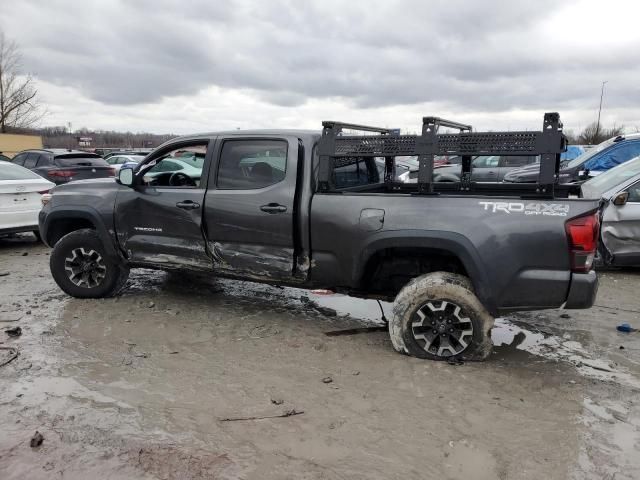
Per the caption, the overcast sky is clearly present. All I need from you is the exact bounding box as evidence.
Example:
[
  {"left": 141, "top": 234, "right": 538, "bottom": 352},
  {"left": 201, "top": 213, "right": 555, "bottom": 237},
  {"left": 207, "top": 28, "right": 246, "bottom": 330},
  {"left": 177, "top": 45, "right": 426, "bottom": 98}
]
[{"left": 1, "top": 0, "right": 639, "bottom": 135}]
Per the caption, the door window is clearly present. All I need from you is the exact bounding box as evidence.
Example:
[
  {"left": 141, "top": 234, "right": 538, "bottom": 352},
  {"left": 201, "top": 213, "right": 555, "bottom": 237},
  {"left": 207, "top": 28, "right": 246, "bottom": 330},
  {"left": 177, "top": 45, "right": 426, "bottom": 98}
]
[
  {"left": 35, "top": 154, "right": 50, "bottom": 166},
  {"left": 217, "top": 140, "right": 287, "bottom": 190},
  {"left": 628, "top": 182, "right": 640, "bottom": 202},
  {"left": 24, "top": 152, "right": 39, "bottom": 168},
  {"left": 11, "top": 153, "right": 27, "bottom": 166},
  {"left": 139, "top": 143, "right": 207, "bottom": 188}
]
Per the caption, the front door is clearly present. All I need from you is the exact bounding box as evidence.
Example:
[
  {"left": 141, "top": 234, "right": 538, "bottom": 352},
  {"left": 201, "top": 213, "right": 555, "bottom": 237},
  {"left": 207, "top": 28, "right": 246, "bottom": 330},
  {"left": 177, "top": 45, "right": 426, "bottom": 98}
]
[
  {"left": 114, "top": 140, "right": 212, "bottom": 270},
  {"left": 203, "top": 137, "right": 298, "bottom": 281}
]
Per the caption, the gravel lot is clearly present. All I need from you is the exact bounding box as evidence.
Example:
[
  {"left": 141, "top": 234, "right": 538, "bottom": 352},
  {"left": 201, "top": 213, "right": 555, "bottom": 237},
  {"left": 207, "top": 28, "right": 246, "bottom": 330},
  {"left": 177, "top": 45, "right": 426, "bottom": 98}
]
[{"left": 1, "top": 234, "right": 639, "bottom": 479}]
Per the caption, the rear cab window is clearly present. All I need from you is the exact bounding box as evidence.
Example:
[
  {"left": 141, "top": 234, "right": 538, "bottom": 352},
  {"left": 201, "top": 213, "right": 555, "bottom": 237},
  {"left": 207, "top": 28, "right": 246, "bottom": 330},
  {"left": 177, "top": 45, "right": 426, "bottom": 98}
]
[{"left": 332, "top": 157, "right": 380, "bottom": 189}]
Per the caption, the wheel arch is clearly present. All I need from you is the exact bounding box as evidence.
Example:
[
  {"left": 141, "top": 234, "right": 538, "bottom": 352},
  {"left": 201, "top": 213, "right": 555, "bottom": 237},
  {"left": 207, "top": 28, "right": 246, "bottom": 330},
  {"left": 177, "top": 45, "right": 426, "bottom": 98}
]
[
  {"left": 41, "top": 207, "right": 121, "bottom": 261},
  {"left": 355, "top": 231, "right": 497, "bottom": 315}
]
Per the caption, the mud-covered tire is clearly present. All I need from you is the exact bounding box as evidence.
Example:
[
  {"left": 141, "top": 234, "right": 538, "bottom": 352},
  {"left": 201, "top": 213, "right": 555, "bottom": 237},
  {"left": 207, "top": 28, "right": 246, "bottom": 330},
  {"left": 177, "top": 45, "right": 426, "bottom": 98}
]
[
  {"left": 50, "top": 228, "right": 129, "bottom": 298},
  {"left": 389, "top": 272, "right": 494, "bottom": 361}
]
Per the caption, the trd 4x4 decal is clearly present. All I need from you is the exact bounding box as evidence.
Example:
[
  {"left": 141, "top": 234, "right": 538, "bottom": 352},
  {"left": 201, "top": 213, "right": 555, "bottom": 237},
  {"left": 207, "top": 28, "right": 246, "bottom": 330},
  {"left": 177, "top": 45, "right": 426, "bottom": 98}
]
[{"left": 479, "top": 201, "right": 570, "bottom": 217}]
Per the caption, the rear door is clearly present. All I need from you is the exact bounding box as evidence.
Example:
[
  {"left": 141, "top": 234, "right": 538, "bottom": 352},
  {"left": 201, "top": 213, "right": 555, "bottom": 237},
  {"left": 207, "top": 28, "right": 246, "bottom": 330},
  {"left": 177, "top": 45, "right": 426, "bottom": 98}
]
[
  {"left": 204, "top": 136, "right": 298, "bottom": 280},
  {"left": 114, "top": 140, "right": 212, "bottom": 269}
]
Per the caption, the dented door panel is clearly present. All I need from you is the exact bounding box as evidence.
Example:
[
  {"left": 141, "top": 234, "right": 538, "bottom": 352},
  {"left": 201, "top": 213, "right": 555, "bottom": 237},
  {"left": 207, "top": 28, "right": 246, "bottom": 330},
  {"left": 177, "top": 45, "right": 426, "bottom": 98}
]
[
  {"left": 204, "top": 136, "right": 299, "bottom": 281},
  {"left": 115, "top": 187, "right": 211, "bottom": 269}
]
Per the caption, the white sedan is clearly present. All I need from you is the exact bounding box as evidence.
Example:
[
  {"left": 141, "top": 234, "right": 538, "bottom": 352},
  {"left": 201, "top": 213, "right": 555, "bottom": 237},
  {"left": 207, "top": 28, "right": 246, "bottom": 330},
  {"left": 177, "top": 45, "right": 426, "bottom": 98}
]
[
  {"left": 106, "top": 154, "right": 146, "bottom": 172},
  {"left": 1, "top": 161, "right": 55, "bottom": 238}
]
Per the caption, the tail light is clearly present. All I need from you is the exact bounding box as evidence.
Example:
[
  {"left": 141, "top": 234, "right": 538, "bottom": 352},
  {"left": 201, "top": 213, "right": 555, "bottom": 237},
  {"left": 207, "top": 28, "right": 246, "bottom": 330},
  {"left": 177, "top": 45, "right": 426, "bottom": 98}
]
[
  {"left": 48, "top": 169, "right": 76, "bottom": 179},
  {"left": 565, "top": 212, "right": 600, "bottom": 273}
]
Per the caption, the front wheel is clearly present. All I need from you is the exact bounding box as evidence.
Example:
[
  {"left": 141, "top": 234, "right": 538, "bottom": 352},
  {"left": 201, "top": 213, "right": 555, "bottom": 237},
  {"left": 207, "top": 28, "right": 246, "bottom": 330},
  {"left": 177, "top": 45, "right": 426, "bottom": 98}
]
[
  {"left": 50, "top": 228, "right": 129, "bottom": 298},
  {"left": 389, "top": 272, "right": 494, "bottom": 361}
]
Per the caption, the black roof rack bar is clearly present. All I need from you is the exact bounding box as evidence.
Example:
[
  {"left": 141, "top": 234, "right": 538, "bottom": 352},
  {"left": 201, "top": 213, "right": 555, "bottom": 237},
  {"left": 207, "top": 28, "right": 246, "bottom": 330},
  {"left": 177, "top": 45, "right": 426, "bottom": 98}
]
[
  {"left": 423, "top": 117, "right": 472, "bottom": 132},
  {"left": 321, "top": 121, "right": 394, "bottom": 134}
]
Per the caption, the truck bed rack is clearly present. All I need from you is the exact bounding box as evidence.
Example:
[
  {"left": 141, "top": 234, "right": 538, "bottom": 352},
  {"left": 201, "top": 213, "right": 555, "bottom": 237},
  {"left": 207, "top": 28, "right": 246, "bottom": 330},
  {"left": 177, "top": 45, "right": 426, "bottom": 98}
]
[{"left": 317, "top": 113, "right": 568, "bottom": 198}]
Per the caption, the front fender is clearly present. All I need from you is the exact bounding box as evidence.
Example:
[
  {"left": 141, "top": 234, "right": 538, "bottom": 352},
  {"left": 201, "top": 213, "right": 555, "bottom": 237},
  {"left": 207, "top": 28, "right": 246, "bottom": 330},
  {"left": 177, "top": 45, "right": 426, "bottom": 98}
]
[
  {"left": 355, "top": 230, "right": 496, "bottom": 314},
  {"left": 39, "top": 205, "right": 122, "bottom": 261}
]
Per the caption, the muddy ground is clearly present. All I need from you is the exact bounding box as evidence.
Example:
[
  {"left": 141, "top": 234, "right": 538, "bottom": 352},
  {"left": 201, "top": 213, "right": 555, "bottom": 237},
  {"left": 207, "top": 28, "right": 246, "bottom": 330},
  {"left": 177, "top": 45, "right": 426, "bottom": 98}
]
[{"left": 0, "top": 234, "right": 639, "bottom": 480}]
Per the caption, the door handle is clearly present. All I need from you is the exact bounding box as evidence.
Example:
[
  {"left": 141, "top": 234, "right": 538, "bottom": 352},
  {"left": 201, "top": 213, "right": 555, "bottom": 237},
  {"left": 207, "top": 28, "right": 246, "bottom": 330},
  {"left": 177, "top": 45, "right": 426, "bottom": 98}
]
[
  {"left": 176, "top": 200, "right": 200, "bottom": 210},
  {"left": 260, "top": 203, "right": 287, "bottom": 214}
]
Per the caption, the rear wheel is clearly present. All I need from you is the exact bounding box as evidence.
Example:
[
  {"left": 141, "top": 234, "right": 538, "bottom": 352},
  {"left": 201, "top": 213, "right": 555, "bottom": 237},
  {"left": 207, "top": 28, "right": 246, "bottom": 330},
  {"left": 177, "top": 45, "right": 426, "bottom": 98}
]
[
  {"left": 50, "top": 229, "right": 129, "bottom": 298},
  {"left": 389, "top": 272, "right": 494, "bottom": 361}
]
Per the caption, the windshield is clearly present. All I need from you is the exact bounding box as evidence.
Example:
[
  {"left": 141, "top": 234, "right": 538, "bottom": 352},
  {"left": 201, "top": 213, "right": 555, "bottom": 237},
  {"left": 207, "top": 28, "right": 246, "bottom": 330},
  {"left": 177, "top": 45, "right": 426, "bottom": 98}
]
[
  {"left": 566, "top": 137, "right": 621, "bottom": 168},
  {"left": 581, "top": 155, "right": 640, "bottom": 198},
  {"left": 0, "top": 162, "right": 44, "bottom": 180}
]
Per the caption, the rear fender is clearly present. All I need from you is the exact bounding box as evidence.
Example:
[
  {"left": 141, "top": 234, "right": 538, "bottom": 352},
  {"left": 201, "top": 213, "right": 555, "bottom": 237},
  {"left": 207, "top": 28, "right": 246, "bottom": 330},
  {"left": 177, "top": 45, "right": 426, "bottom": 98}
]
[{"left": 356, "top": 231, "right": 496, "bottom": 314}]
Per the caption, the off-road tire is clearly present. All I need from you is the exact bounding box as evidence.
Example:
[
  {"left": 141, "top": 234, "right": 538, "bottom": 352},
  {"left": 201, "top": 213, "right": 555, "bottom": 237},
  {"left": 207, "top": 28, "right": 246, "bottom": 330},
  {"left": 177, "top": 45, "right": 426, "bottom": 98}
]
[
  {"left": 50, "top": 228, "right": 129, "bottom": 298},
  {"left": 389, "top": 272, "right": 494, "bottom": 361}
]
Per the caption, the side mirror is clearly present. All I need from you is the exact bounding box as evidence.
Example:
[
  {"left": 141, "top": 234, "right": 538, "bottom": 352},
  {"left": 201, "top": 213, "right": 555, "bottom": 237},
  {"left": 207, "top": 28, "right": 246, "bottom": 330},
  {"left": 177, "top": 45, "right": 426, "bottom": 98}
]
[
  {"left": 613, "top": 191, "right": 629, "bottom": 206},
  {"left": 118, "top": 167, "right": 134, "bottom": 187}
]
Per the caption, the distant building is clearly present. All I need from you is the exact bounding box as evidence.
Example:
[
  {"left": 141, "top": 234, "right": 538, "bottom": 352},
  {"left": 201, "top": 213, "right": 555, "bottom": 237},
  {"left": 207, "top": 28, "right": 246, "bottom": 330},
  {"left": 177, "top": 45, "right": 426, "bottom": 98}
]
[{"left": 0, "top": 133, "right": 43, "bottom": 158}]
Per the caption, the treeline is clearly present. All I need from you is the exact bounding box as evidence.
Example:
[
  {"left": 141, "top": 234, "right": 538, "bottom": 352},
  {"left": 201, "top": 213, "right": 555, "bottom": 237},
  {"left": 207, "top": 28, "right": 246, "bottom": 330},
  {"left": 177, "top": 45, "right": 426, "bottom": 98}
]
[{"left": 5, "top": 125, "right": 176, "bottom": 149}]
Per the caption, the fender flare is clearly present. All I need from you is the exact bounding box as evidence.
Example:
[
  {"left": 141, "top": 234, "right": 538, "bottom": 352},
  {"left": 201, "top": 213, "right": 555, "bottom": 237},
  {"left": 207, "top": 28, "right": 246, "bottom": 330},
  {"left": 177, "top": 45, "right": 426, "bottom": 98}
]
[
  {"left": 355, "top": 230, "right": 497, "bottom": 315},
  {"left": 40, "top": 206, "right": 122, "bottom": 261}
]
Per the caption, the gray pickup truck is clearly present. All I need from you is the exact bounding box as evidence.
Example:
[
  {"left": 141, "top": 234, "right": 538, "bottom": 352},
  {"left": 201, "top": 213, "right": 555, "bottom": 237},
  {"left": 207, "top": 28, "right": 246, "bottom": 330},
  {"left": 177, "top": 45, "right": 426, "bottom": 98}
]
[{"left": 39, "top": 113, "right": 600, "bottom": 361}]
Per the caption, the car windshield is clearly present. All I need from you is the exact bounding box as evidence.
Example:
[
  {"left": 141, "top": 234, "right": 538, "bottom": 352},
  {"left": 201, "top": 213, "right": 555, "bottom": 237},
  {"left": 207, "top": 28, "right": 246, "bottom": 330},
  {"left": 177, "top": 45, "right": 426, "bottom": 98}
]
[
  {"left": 566, "top": 137, "right": 622, "bottom": 168},
  {"left": 581, "top": 155, "right": 640, "bottom": 198},
  {"left": 0, "top": 162, "right": 44, "bottom": 180}
]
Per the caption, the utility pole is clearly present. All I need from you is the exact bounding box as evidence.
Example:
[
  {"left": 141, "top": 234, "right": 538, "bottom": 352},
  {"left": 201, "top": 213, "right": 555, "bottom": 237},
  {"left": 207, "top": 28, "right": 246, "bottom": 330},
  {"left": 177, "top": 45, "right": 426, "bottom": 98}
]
[{"left": 595, "top": 81, "right": 607, "bottom": 142}]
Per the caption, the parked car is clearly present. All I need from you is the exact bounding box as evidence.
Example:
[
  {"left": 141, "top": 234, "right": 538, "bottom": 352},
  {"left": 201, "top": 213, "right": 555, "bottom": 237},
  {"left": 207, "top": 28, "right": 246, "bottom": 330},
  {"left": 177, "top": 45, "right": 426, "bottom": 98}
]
[
  {"left": 103, "top": 150, "right": 153, "bottom": 160},
  {"left": 581, "top": 155, "right": 640, "bottom": 267},
  {"left": 375, "top": 156, "right": 419, "bottom": 181},
  {"left": 106, "top": 154, "right": 145, "bottom": 172},
  {"left": 11, "top": 149, "right": 115, "bottom": 185},
  {"left": 1, "top": 161, "right": 54, "bottom": 238},
  {"left": 400, "top": 155, "right": 539, "bottom": 183},
  {"left": 39, "top": 115, "right": 600, "bottom": 362},
  {"left": 504, "top": 134, "right": 640, "bottom": 184}
]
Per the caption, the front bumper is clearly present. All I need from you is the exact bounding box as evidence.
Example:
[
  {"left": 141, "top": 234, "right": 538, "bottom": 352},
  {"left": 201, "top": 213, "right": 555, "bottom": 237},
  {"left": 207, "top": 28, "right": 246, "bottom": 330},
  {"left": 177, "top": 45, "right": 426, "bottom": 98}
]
[{"left": 564, "top": 270, "right": 598, "bottom": 309}]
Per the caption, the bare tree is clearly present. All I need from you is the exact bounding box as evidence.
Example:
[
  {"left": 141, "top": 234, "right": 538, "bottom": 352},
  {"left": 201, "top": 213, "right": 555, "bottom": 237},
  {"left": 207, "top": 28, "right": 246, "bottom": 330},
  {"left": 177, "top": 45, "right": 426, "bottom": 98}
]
[
  {"left": 577, "top": 122, "right": 624, "bottom": 145},
  {"left": 0, "top": 31, "right": 45, "bottom": 133}
]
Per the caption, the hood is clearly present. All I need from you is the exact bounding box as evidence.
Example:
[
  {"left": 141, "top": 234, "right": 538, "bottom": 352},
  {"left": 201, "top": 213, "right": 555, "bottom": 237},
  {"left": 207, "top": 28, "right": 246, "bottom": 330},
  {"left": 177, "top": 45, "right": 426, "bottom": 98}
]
[{"left": 48, "top": 177, "right": 122, "bottom": 210}]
